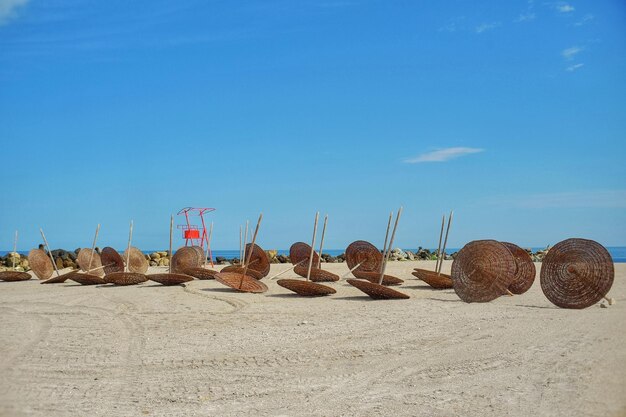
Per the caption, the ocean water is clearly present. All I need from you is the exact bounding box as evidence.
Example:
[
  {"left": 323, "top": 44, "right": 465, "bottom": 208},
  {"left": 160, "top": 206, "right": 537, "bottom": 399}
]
[{"left": 4, "top": 247, "right": 626, "bottom": 263}]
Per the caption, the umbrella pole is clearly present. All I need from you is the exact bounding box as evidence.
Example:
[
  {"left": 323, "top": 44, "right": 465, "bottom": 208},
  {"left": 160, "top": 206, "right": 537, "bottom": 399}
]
[
  {"left": 40, "top": 228, "right": 61, "bottom": 277},
  {"left": 204, "top": 221, "right": 213, "bottom": 268},
  {"left": 379, "top": 207, "right": 403, "bottom": 285},
  {"left": 306, "top": 212, "right": 320, "bottom": 281},
  {"left": 12, "top": 230, "right": 17, "bottom": 270},
  {"left": 126, "top": 220, "right": 134, "bottom": 273},
  {"left": 239, "top": 226, "right": 243, "bottom": 266},
  {"left": 434, "top": 215, "right": 445, "bottom": 273},
  {"left": 87, "top": 224, "right": 100, "bottom": 271},
  {"left": 169, "top": 216, "right": 174, "bottom": 274},
  {"left": 379, "top": 212, "right": 393, "bottom": 274},
  {"left": 242, "top": 220, "right": 249, "bottom": 267},
  {"left": 317, "top": 214, "right": 328, "bottom": 268},
  {"left": 341, "top": 261, "right": 363, "bottom": 279},
  {"left": 240, "top": 214, "right": 263, "bottom": 288},
  {"left": 437, "top": 211, "right": 453, "bottom": 275},
  {"left": 268, "top": 260, "right": 305, "bottom": 280}
]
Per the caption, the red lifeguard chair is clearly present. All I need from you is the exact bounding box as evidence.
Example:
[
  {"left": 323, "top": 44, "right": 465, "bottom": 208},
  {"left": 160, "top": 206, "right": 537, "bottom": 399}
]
[{"left": 177, "top": 207, "right": 215, "bottom": 266}]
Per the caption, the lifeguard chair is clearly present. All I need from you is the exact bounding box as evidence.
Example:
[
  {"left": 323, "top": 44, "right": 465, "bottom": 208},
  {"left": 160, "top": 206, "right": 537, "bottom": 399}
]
[{"left": 177, "top": 207, "right": 215, "bottom": 266}]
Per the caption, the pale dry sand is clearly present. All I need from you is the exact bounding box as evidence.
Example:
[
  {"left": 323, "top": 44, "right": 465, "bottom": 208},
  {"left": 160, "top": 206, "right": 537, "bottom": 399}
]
[{"left": 0, "top": 261, "right": 624, "bottom": 417}]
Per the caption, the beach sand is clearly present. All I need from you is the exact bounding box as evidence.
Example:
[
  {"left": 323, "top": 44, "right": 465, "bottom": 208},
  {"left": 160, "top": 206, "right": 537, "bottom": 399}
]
[{"left": 0, "top": 261, "right": 624, "bottom": 417}]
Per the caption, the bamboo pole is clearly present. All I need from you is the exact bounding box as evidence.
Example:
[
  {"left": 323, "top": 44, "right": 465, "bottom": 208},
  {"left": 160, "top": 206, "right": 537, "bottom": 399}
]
[
  {"left": 317, "top": 214, "right": 328, "bottom": 268},
  {"left": 378, "top": 207, "right": 403, "bottom": 285},
  {"left": 242, "top": 220, "right": 249, "bottom": 267},
  {"left": 240, "top": 214, "right": 263, "bottom": 288},
  {"left": 126, "top": 220, "right": 134, "bottom": 273},
  {"left": 239, "top": 225, "right": 243, "bottom": 266},
  {"left": 437, "top": 211, "right": 453, "bottom": 275},
  {"left": 87, "top": 224, "right": 100, "bottom": 271},
  {"left": 268, "top": 259, "right": 306, "bottom": 280},
  {"left": 40, "top": 228, "right": 60, "bottom": 277},
  {"left": 169, "top": 216, "right": 174, "bottom": 274},
  {"left": 434, "top": 215, "right": 445, "bottom": 272},
  {"left": 204, "top": 221, "right": 213, "bottom": 267},
  {"left": 306, "top": 212, "right": 320, "bottom": 281},
  {"left": 12, "top": 230, "right": 17, "bottom": 270},
  {"left": 379, "top": 212, "right": 393, "bottom": 274}
]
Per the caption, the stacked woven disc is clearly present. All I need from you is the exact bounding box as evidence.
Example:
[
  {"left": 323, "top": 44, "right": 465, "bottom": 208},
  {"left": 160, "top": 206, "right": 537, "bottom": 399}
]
[{"left": 540, "top": 238, "right": 613, "bottom": 309}]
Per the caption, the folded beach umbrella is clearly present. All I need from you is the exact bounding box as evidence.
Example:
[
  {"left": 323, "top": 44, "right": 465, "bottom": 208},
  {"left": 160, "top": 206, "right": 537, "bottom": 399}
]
[
  {"left": 411, "top": 269, "right": 452, "bottom": 289},
  {"left": 0, "top": 271, "right": 32, "bottom": 282},
  {"left": 123, "top": 247, "right": 149, "bottom": 274},
  {"left": 345, "top": 240, "right": 383, "bottom": 273},
  {"left": 28, "top": 249, "right": 54, "bottom": 280},
  {"left": 101, "top": 247, "right": 125, "bottom": 274},
  {"left": 451, "top": 240, "right": 516, "bottom": 303},
  {"left": 77, "top": 248, "right": 105, "bottom": 277},
  {"left": 540, "top": 238, "right": 614, "bottom": 309},
  {"left": 502, "top": 242, "right": 536, "bottom": 295}
]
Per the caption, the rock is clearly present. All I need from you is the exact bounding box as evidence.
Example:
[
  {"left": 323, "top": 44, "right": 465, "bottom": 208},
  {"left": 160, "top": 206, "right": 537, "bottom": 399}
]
[
  {"left": 390, "top": 248, "right": 407, "bottom": 261},
  {"left": 55, "top": 257, "right": 64, "bottom": 270},
  {"left": 158, "top": 251, "right": 168, "bottom": 257},
  {"left": 149, "top": 260, "right": 157, "bottom": 266},
  {"left": 215, "top": 256, "right": 227, "bottom": 265},
  {"left": 276, "top": 254, "right": 290, "bottom": 263},
  {"left": 405, "top": 251, "right": 415, "bottom": 261},
  {"left": 150, "top": 252, "right": 161, "bottom": 260},
  {"left": 337, "top": 253, "right": 346, "bottom": 262},
  {"left": 600, "top": 303, "right": 608, "bottom": 308}
]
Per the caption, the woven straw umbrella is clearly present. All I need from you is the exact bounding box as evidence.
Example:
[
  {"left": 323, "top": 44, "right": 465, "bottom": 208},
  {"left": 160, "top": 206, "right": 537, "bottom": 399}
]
[
  {"left": 540, "top": 238, "right": 614, "bottom": 309},
  {"left": 502, "top": 242, "right": 536, "bottom": 295},
  {"left": 101, "top": 247, "right": 125, "bottom": 274},
  {"left": 123, "top": 247, "right": 149, "bottom": 274},
  {"left": 411, "top": 269, "right": 452, "bottom": 289},
  {"left": 242, "top": 243, "right": 270, "bottom": 278},
  {"left": 353, "top": 270, "right": 403, "bottom": 286},
  {"left": 0, "top": 231, "right": 31, "bottom": 282},
  {"left": 278, "top": 212, "right": 336, "bottom": 296},
  {"left": 147, "top": 216, "right": 195, "bottom": 286},
  {"left": 171, "top": 246, "right": 203, "bottom": 273},
  {"left": 105, "top": 221, "right": 149, "bottom": 285},
  {"left": 345, "top": 240, "right": 383, "bottom": 274},
  {"left": 451, "top": 240, "right": 516, "bottom": 303}
]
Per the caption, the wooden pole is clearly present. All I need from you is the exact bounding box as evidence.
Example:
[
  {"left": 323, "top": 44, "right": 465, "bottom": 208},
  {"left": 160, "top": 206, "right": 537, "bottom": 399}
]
[
  {"left": 242, "top": 220, "right": 249, "bottom": 267},
  {"left": 12, "top": 230, "right": 17, "bottom": 270},
  {"left": 169, "top": 215, "right": 174, "bottom": 273},
  {"left": 239, "top": 225, "right": 243, "bottom": 266},
  {"left": 268, "top": 259, "right": 306, "bottom": 280},
  {"left": 437, "top": 211, "right": 453, "bottom": 275},
  {"left": 306, "top": 212, "right": 320, "bottom": 281},
  {"left": 204, "top": 221, "right": 213, "bottom": 267},
  {"left": 434, "top": 215, "right": 445, "bottom": 272},
  {"left": 317, "top": 214, "right": 328, "bottom": 268},
  {"left": 87, "top": 224, "right": 100, "bottom": 271},
  {"left": 126, "top": 220, "right": 134, "bottom": 273},
  {"left": 341, "top": 261, "right": 363, "bottom": 279},
  {"left": 379, "top": 207, "right": 403, "bottom": 285},
  {"left": 379, "top": 212, "right": 393, "bottom": 274},
  {"left": 240, "top": 213, "right": 263, "bottom": 288},
  {"left": 40, "top": 228, "right": 60, "bottom": 277}
]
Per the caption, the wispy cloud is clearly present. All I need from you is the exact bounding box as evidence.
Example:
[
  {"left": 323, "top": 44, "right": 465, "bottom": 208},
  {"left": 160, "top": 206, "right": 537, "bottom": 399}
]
[
  {"left": 475, "top": 22, "right": 500, "bottom": 34},
  {"left": 0, "top": 0, "right": 28, "bottom": 26},
  {"left": 438, "top": 16, "right": 465, "bottom": 33},
  {"left": 557, "top": 3, "right": 575, "bottom": 13},
  {"left": 516, "top": 13, "right": 536, "bottom": 22},
  {"left": 404, "top": 147, "right": 484, "bottom": 163},
  {"left": 574, "top": 14, "right": 594, "bottom": 26},
  {"left": 566, "top": 63, "right": 584, "bottom": 72},
  {"left": 482, "top": 190, "right": 626, "bottom": 209},
  {"left": 562, "top": 46, "right": 582, "bottom": 60}
]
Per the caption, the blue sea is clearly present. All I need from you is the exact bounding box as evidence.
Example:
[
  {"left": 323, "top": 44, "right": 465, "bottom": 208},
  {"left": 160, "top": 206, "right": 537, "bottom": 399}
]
[{"left": 4, "top": 247, "right": 626, "bottom": 262}]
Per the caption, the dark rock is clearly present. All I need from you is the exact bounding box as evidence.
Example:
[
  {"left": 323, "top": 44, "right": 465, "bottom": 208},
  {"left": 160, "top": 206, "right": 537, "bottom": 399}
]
[
  {"left": 215, "top": 256, "right": 227, "bottom": 265},
  {"left": 277, "top": 254, "right": 290, "bottom": 263}
]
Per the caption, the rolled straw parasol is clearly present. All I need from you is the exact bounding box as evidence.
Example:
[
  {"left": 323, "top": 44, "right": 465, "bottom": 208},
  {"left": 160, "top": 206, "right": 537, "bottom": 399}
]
[
  {"left": 345, "top": 240, "right": 383, "bottom": 273},
  {"left": 171, "top": 246, "right": 202, "bottom": 272},
  {"left": 289, "top": 242, "right": 320, "bottom": 267},
  {"left": 353, "top": 270, "right": 404, "bottom": 286},
  {"left": 346, "top": 279, "right": 409, "bottom": 300},
  {"left": 502, "top": 242, "right": 536, "bottom": 295},
  {"left": 0, "top": 271, "right": 32, "bottom": 282},
  {"left": 123, "top": 247, "right": 149, "bottom": 274},
  {"left": 277, "top": 279, "right": 336, "bottom": 296},
  {"left": 451, "top": 240, "right": 516, "bottom": 303},
  {"left": 28, "top": 249, "right": 54, "bottom": 280},
  {"left": 242, "top": 243, "right": 270, "bottom": 278},
  {"left": 540, "top": 238, "right": 614, "bottom": 309},
  {"left": 101, "top": 247, "right": 125, "bottom": 274},
  {"left": 293, "top": 265, "right": 339, "bottom": 282},
  {"left": 77, "top": 248, "right": 105, "bottom": 277},
  {"left": 412, "top": 269, "right": 452, "bottom": 289}
]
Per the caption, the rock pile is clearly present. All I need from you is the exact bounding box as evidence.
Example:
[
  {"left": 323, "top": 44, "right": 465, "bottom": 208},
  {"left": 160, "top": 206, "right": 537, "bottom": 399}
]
[
  {"left": 148, "top": 251, "right": 170, "bottom": 267},
  {"left": 0, "top": 252, "right": 30, "bottom": 272}
]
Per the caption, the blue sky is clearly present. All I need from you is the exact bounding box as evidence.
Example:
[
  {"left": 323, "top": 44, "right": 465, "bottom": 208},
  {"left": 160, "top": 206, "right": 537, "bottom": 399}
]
[{"left": 1, "top": 0, "right": 625, "bottom": 251}]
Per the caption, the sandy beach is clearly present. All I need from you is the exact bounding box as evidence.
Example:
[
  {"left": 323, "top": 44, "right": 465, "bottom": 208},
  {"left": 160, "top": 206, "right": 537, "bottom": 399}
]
[{"left": 1, "top": 260, "right": 624, "bottom": 417}]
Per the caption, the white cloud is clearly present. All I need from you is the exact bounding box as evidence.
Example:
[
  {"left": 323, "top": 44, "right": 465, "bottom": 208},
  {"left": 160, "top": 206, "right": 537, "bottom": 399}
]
[
  {"left": 483, "top": 190, "right": 626, "bottom": 209},
  {"left": 404, "top": 147, "right": 484, "bottom": 163},
  {"left": 0, "top": 0, "right": 28, "bottom": 26},
  {"left": 566, "top": 63, "right": 584, "bottom": 72},
  {"left": 516, "top": 13, "right": 536, "bottom": 22},
  {"left": 475, "top": 22, "right": 500, "bottom": 33},
  {"left": 562, "top": 46, "right": 582, "bottom": 60},
  {"left": 574, "top": 14, "right": 594, "bottom": 26},
  {"left": 557, "top": 3, "right": 575, "bottom": 13}
]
